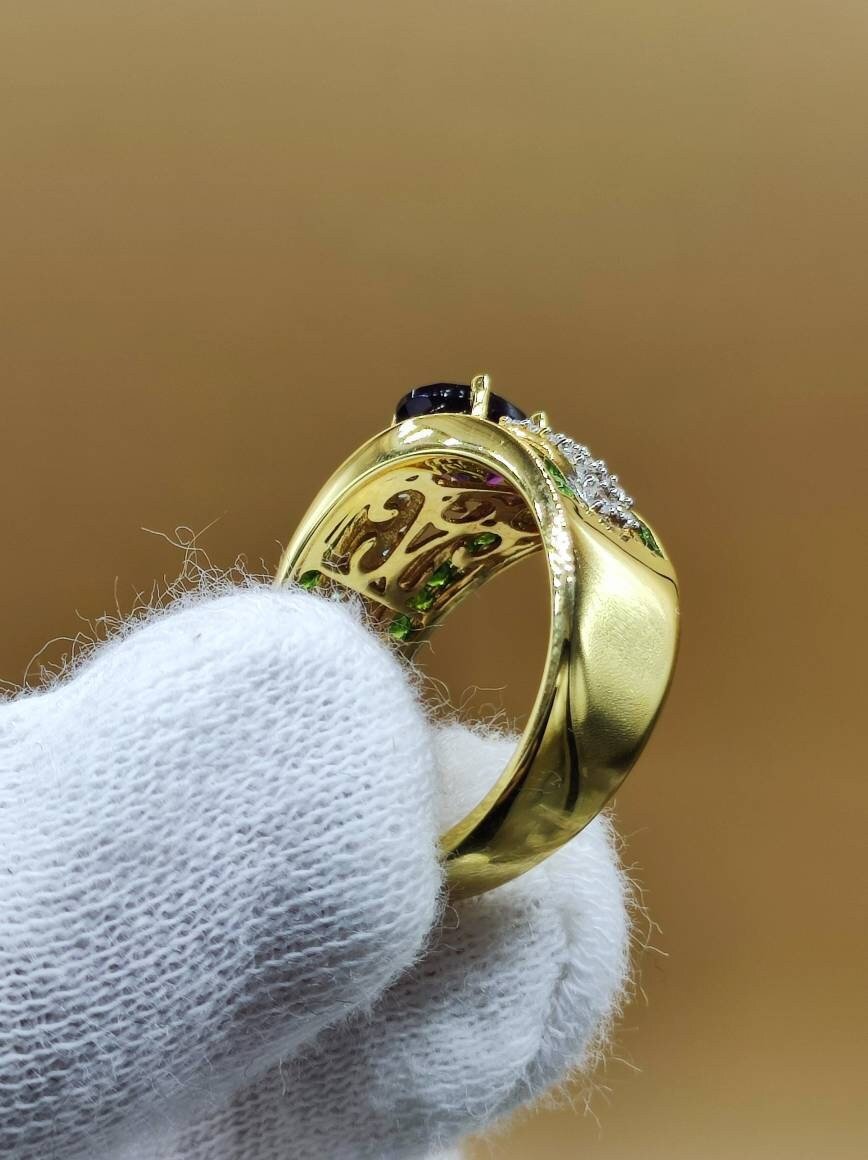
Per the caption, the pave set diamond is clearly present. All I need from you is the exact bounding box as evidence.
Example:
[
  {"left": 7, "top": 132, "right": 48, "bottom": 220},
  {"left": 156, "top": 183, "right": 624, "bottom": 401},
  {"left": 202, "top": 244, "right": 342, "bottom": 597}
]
[
  {"left": 503, "top": 417, "right": 641, "bottom": 532},
  {"left": 390, "top": 384, "right": 659, "bottom": 553}
]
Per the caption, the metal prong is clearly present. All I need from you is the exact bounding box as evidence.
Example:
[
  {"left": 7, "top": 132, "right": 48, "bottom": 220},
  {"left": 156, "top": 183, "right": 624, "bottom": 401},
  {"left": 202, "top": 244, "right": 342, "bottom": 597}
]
[
  {"left": 531, "top": 410, "right": 551, "bottom": 430},
  {"left": 470, "top": 373, "right": 492, "bottom": 418}
]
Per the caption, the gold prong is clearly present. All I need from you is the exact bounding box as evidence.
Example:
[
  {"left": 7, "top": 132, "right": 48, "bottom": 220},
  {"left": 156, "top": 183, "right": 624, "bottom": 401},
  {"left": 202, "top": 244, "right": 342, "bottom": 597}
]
[
  {"left": 531, "top": 410, "right": 551, "bottom": 430},
  {"left": 470, "top": 373, "right": 492, "bottom": 418}
]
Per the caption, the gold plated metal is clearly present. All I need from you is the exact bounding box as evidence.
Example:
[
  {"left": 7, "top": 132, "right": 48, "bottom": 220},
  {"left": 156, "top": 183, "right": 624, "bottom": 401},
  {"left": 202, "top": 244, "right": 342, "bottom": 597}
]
[
  {"left": 276, "top": 376, "right": 679, "bottom": 899},
  {"left": 469, "top": 372, "right": 492, "bottom": 417}
]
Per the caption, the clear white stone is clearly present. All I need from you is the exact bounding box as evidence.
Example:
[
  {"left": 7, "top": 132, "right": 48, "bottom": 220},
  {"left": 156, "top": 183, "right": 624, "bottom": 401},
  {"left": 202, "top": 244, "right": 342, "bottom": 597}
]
[{"left": 503, "top": 417, "right": 641, "bottom": 535}]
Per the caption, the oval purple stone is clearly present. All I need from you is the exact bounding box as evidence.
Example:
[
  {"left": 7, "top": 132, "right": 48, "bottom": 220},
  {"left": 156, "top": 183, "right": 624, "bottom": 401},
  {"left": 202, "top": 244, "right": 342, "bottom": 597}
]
[{"left": 395, "top": 383, "right": 527, "bottom": 424}]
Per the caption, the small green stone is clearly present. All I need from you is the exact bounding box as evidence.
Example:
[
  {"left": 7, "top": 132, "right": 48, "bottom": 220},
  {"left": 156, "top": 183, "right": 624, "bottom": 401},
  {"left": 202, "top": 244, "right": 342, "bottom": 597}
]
[
  {"left": 388, "top": 614, "right": 414, "bottom": 642},
  {"left": 469, "top": 532, "right": 502, "bottom": 554},
  {"left": 637, "top": 521, "right": 663, "bottom": 557},
  {"left": 428, "top": 561, "right": 461, "bottom": 589},
  {"left": 409, "top": 589, "right": 436, "bottom": 612},
  {"left": 298, "top": 570, "right": 321, "bottom": 590},
  {"left": 544, "top": 459, "right": 576, "bottom": 499}
]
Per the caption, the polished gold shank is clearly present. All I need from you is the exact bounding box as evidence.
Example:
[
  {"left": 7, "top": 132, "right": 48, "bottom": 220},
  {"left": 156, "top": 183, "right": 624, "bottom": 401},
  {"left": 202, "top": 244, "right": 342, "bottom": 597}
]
[{"left": 275, "top": 405, "right": 679, "bottom": 898}]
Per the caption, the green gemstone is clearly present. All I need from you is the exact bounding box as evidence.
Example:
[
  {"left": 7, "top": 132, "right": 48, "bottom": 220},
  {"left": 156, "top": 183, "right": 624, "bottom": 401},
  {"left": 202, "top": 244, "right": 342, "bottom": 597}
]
[
  {"left": 637, "top": 521, "right": 664, "bottom": 557},
  {"left": 544, "top": 459, "right": 576, "bottom": 499},
  {"left": 388, "top": 614, "right": 414, "bottom": 641},
  {"left": 469, "top": 531, "right": 502, "bottom": 554},
  {"left": 428, "top": 561, "right": 461, "bottom": 589},
  {"left": 298, "top": 570, "right": 321, "bottom": 590},
  {"left": 409, "top": 589, "right": 436, "bottom": 612}
]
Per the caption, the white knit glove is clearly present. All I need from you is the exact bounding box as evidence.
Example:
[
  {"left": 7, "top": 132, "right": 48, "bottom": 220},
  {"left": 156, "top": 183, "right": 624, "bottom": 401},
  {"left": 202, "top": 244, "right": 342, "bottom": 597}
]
[{"left": 0, "top": 585, "right": 630, "bottom": 1160}]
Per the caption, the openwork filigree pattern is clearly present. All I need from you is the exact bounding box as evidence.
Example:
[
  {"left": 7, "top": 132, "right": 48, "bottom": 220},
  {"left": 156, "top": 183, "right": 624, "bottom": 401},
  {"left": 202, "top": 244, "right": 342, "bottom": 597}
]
[{"left": 300, "top": 456, "right": 540, "bottom": 642}]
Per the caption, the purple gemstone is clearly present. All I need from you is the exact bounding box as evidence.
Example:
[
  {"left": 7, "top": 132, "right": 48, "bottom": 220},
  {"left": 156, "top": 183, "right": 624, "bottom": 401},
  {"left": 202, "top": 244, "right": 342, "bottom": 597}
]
[{"left": 395, "top": 383, "right": 527, "bottom": 424}]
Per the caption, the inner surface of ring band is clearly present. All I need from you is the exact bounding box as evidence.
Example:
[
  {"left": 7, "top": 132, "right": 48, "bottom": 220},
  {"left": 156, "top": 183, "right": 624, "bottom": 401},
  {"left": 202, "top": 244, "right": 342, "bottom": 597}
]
[{"left": 296, "top": 454, "right": 542, "bottom": 645}]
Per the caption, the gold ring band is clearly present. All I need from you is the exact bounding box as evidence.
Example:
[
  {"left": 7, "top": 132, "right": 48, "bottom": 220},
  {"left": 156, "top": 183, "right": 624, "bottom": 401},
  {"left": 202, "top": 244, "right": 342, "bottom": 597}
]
[{"left": 276, "top": 374, "right": 680, "bottom": 898}]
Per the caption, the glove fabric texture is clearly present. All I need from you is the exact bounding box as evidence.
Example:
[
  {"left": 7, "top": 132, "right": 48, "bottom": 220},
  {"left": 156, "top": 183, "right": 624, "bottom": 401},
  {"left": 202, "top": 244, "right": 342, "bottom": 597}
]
[{"left": 0, "top": 584, "right": 631, "bottom": 1159}]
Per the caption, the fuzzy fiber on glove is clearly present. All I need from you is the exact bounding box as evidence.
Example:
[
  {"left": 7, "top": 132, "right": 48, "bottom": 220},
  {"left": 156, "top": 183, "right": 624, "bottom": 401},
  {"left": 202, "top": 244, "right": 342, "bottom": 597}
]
[{"left": 0, "top": 585, "right": 631, "bottom": 1160}]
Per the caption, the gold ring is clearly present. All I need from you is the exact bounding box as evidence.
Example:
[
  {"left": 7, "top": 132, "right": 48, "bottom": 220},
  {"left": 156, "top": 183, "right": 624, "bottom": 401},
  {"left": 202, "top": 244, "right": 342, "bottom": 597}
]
[{"left": 276, "top": 374, "right": 679, "bottom": 898}]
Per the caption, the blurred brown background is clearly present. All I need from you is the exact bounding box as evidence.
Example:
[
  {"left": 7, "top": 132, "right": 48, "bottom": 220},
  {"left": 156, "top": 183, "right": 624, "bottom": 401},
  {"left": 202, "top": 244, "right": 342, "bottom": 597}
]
[{"left": 1, "top": 3, "right": 866, "bottom": 1157}]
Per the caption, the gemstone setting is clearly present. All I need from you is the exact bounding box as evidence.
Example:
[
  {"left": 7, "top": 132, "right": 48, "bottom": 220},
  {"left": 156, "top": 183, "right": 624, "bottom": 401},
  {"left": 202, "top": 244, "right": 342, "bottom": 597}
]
[
  {"left": 504, "top": 417, "right": 648, "bottom": 538},
  {"left": 468, "top": 531, "right": 502, "bottom": 555},
  {"left": 298, "top": 569, "right": 322, "bottom": 590},
  {"left": 395, "top": 383, "right": 527, "bottom": 424},
  {"left": 388, "top": 614, "right": 414, "bottom": 641},
  {"left": 408, "top": 560, "right": 462, "bottom": 613}
]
